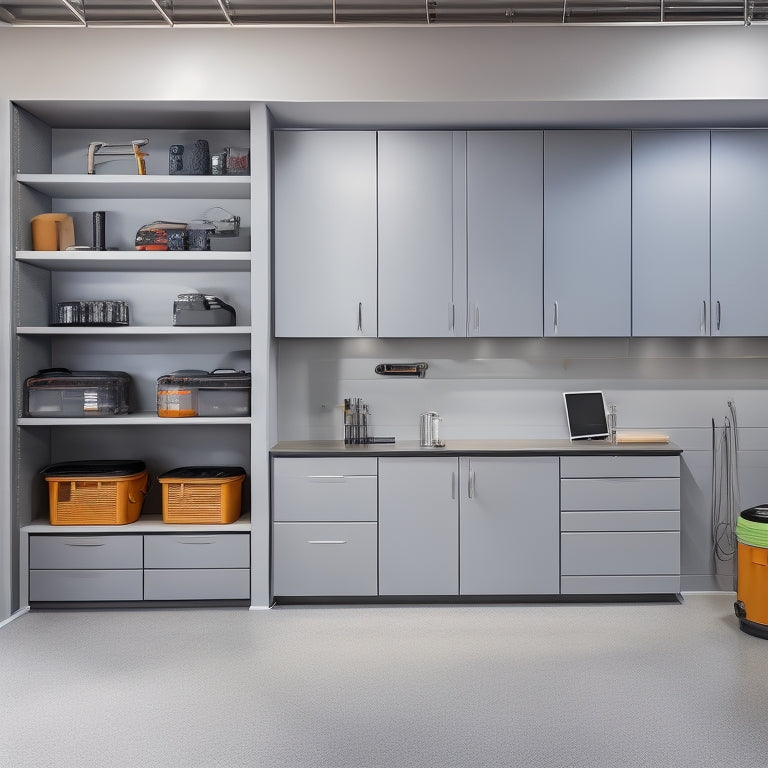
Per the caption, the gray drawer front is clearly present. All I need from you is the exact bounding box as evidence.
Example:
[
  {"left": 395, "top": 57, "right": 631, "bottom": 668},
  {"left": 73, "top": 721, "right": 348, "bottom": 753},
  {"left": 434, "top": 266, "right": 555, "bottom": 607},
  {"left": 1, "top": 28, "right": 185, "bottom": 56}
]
[
  {"left": 144, "top": 569, "right": 250, "bottom": 600},
  {"left": 273, "top": 458, "right": 377, "bottom": 522},
  {"left": 561, "top": 509, "right": 680, "bottom": 532},
  {"left": 143, "top": 533, "right": 250, "bottom": 569},
  {"left": 273, "top": 522, "right": 377, "bottom": 596},
  {"left": 560, "top": 456, "right": 679, "bottom": 478},
  {"left": 561, "top": 477, "right": 679, "bottom": 511},
  {"left": 30, "top": 569, "right": 143, "bottom": 601},
  {"left": 29, "top": 535, "right": 143, "bottom": 570},
  {"left": 561, "top": 531, "right": 680, "bottom": 576},
  {"left": 561, "top": 575, "right": 681, "bottom": 594}
]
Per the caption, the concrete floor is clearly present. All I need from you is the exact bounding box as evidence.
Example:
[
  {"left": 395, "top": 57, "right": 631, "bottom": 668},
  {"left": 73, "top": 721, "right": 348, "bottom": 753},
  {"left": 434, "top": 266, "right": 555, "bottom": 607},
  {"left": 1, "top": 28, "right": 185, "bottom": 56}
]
[{"left": 1, "top": 593, "right": 766, "bottom": 768}]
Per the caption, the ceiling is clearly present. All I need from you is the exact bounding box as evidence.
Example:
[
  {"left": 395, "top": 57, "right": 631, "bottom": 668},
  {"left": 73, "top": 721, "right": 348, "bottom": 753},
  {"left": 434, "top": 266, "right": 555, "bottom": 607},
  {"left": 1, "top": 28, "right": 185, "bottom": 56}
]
[{"left": 0, "top": 0, "right": 766, "bottom": 27}]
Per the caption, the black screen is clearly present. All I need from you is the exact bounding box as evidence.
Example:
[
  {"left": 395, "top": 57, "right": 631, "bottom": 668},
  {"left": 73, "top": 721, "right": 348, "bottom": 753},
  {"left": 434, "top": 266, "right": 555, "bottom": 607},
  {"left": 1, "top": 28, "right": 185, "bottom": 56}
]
[{"left": 564, "top": 391, "right": 609, "bottom": 440}]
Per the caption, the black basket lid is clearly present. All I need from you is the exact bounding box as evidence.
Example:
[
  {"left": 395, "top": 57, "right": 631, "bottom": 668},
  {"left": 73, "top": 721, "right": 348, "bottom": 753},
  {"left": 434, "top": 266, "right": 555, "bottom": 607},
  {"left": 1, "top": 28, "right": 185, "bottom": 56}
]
[
  {"left": 740, "top": 505, "right": 768, "bottom": 524},
  {"left": 42, "top": 459, "right": 146, "bottom": 477},
  {"left": 159, "top": 466, "right": 246, "bottom": 480}
]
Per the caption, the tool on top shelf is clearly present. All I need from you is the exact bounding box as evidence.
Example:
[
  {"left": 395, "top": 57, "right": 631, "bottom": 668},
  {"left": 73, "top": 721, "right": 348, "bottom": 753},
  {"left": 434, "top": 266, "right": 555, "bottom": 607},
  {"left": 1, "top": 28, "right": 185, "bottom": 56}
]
[{"left": 87, "top": 138, "right": 149, "bottom": 175}]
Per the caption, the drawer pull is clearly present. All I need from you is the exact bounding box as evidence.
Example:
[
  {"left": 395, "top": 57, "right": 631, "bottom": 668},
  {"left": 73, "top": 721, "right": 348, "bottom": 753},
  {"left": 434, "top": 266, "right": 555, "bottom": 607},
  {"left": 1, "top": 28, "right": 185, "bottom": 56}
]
[
  {"left": 65, "top": 541, "right": 105, "bottom": 547},
  {"left": 307, "top": 475, "right": 346, "bottom": 482},
  {"left": 176, "top": 538, "right": 214, "bottom": 545},
  {"left": 307, "top": 540, "right": 347, "bottom": 545}
]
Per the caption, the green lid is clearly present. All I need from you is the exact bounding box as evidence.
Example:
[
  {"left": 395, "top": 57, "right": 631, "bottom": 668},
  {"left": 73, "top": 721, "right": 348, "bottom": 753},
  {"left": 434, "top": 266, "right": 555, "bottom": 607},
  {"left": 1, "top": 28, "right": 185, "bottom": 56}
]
[{"left": 737, "top": 507, "right": 768, "bottom": 548}]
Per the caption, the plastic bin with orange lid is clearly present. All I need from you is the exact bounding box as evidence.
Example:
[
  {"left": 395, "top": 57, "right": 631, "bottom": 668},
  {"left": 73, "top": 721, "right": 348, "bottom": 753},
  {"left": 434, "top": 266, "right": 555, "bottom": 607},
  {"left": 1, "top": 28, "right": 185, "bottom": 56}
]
[
  {"left": 158, "top": 466, "right": 245, "bottom": 524},
  {"left": 41, "top": 460, "right": 149, "bottom": 525}
]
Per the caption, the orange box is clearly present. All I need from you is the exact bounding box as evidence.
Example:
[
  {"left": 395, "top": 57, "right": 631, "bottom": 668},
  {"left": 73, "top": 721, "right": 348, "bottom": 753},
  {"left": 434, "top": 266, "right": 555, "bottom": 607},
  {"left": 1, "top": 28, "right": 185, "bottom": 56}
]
[
  {"left": 43, "top": 460, "right": 148, "bottom": 525},
  {"left": 158, "top": 466, "right": 245, "bottom": 524}
]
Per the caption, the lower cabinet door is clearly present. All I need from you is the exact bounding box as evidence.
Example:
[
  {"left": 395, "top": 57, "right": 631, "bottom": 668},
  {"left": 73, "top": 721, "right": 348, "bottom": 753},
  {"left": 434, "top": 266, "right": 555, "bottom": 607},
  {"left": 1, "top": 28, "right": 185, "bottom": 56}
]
[
  {"left": 29, "top": 569, "right": 143, "bottom": 601},
  {"left": 273, "top": 522, "right": 378, "bottom": 596},
  {"left": 378, "top": 457, "right": 459, "bottom": 596},
  {"left": 144, "top": 569, "right": 250, "bottom": 600},
  {"left": 143, "top": 533, "right": 250, "bottom": 569}
]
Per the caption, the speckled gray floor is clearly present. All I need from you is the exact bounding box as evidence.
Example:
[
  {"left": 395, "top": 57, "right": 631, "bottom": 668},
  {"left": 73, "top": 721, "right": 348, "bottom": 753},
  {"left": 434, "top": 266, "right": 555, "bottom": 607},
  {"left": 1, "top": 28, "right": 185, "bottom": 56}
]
[{"left": 1, "top": 593, "right": 766, "bottom": 768}]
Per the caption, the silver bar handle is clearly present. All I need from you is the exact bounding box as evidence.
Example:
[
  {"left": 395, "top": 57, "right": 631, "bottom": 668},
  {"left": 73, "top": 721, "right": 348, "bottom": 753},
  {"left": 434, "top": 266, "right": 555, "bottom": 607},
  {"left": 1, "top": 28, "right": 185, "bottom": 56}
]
[
  {"left": 65, "top": 541, "right": 105, "bottom": 547},
  {"left": 553, "top": 301, "right": 559, "bottom": 333},
  {"left": 716, "top": 300, "right": 722, "bottom": 332},
  {"left": 701, "top": 300, "right": 707, "bottom": 335},
  {"left": 308, "top": 540, "right": 347, "bottom": 545},
  {"left": 468, "top": 470, "right": 476, "bottom": 499},
  {"left": 308, "top": 475, "right": 345, "bottom": 482},
  {"left": 449, "top": 302, "right": 455, "bottom": 333},
  {"left": 475, "top": 304, "right": 480, "bottom": 333},
  {"left": 357, "top": 302, "right": 363, "bottom": 333},
  {"left": 451, "top": 471, "right": 456, "bottom": 500}
]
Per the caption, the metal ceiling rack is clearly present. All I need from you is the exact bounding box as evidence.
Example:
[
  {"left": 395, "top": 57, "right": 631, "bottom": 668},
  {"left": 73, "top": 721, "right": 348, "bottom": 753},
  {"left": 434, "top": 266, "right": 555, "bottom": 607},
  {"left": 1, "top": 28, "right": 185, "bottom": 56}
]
[{"left": 0, "top": 0, "right": 765, "bottom": 26}]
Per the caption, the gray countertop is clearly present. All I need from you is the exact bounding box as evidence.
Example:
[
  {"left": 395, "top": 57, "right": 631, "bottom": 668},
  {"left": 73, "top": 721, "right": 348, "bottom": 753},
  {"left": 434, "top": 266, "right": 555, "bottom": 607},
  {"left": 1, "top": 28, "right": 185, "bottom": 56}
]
[{"left": 270, "top": 439, "right": 682, "bottom": 458}]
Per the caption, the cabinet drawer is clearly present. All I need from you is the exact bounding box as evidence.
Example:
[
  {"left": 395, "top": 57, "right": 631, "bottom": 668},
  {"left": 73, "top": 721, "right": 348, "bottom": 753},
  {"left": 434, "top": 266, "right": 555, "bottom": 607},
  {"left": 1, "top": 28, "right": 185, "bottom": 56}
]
[
  {"left": 561, "top": 509, "right": 680, "bottom": 532},
  {"left": 273, "top": 458, "right": 377, "bottom": 522},
  {"left": 29, "top": 535, "right": 143, "bottom": 570},
  {"left": 144, "top": 569, "right": 250, "bottom": 600},
  {"left": 273, "top": 522, "right": 377, "bottom": 596},
  {"left": 561, "top": 575, "right": 681, "bottom": 594},
  {"left": 560, "top": 456, "right": 679, "bottom": 478},
  {"left": 561, "top": 531, "right": 680, "bottom": 576},
  {"left": 143, "top": 533, "right": 249, "bottom": 569},
  {"left": 560, "top": 477, "right": 679, "bottom": 511},
  {"left": 30, "top": 569, "right": 143, "bottom": 601}
]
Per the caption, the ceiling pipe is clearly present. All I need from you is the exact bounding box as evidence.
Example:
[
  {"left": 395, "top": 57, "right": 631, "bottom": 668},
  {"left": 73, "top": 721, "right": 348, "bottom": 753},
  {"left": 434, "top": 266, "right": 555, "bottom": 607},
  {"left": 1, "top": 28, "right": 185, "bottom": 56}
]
[
  {"left": 150, "top": 0, "right": 174, "bottom": 26},
  {"left": 217, "top": 0, "right": 235, "bottom": 24},
  {"left": 60, "top": 0, "right": 86, "bottom": 25}
]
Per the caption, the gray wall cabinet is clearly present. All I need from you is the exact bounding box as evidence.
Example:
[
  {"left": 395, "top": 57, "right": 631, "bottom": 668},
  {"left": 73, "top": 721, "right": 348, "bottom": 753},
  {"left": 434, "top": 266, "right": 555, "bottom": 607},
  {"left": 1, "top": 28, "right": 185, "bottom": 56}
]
[
  {"left": 378, "top": 456, "right": 460, "bottom": 595},
  {"left": 632, "top": 130, "right": 711, "bottom": 337},
  {"left": 459, "top": 456, "right": 559, "bottom": 595},
  {"left": 544, "top": 130, "right": 631, "bottom": 337},
  {"left": 274, "top": 130, "right": 378, "bottom": 338},
  {"left": 466, "top": 132, "right": 544, "bottom": 338},
  {"left": 378, "top": 131, "right": 467, "bottom": 338},
  {"left": 711, "top": 130, "right": 768, "bottom": 336}
]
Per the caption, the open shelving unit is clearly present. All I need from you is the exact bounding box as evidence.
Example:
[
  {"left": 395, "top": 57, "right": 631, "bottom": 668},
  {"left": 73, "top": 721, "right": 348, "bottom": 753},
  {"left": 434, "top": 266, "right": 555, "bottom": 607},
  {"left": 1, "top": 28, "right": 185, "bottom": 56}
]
[{"left": 11, "top": 102, "right": 258, "bottom": 606}]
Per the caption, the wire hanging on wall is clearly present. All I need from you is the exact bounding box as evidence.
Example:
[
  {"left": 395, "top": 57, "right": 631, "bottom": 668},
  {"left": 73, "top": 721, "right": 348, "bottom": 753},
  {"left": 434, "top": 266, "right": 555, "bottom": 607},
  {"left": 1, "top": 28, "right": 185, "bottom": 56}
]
[{"left": 712, "top": 399, "right": 742, "bottom": 563}]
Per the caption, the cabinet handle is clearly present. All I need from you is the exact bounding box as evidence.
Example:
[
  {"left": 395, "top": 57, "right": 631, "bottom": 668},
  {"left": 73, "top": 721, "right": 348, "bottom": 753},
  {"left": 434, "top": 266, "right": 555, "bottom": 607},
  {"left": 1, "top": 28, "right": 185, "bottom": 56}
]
[
  {"left": 701, "top": 300, "right": 707, "bottom": 335},
  {"left": 177, "top": 538, "right": 214, "bottom": 545},
  {"left": 474, "top": 305, "right": 480, "bottom": 333},
  {"left": 449, "top": 302, "right": 455, "bottom": 333},
  {"left": 308, "top": 475, "right": 345, "bottom": 482},
  {"left": 468, "top": 470, "right": 476, "bottom": 499},
  {"left": 307, "top": 540, "right": 347, "bottom": 545},
  {"left": 65, "top": 541, "right": 105, "bottom": 547},
  {"left": 357, "top": 302, "right": 363, "bottom": 333},
  {"left": 451, "top": 471, "right": 456, "bottom": 500},
  {"left": 553, "top": 301, "right": 559, "bottom": 333},
  {"left": 716, "top": 300, "right": 722, "bottom": 332}
]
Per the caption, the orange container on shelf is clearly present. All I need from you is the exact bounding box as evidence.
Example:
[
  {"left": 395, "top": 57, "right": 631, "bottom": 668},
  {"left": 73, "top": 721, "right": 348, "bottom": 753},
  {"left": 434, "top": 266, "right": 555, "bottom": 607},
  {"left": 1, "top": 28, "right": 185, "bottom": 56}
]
[
  {"left": 42, "top": 460, "right": 149, "bottom": 526},
  {"left": 158, "top": 466, "right": 245, "bottom": 524}
]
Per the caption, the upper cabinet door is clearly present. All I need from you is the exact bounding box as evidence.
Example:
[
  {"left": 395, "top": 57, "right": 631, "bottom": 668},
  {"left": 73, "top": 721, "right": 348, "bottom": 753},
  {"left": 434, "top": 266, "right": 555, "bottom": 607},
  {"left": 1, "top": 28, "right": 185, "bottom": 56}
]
[
  {"left": 632, "top": 131, "right": 711, "bottom": 337},
  {"left": 466, "top": 131, "right": 543, "bottom": 337},
  {"left": 274, "top": 131, "right": 377, "bottom": 338},
  {"left": 711, "top": 130, "right": 768, "bottom": 337},
  {"left": 378, "top": 131, "right": 467, "bottom": 338},
  {"left": 543, "top": 131, "right": 631, "bottom": 337}
]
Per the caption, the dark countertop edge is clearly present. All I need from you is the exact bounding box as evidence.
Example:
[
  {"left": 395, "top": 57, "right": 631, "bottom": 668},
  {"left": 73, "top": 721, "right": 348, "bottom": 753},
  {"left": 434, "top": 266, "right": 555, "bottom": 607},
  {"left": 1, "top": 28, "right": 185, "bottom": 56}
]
[{"left": 270, "top": 442, "right": 683, "bottom": 458}]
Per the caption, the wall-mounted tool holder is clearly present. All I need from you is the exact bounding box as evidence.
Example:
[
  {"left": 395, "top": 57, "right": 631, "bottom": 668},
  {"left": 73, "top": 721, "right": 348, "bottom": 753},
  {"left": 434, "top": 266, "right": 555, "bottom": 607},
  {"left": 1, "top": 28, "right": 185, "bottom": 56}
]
[{"left": 374, "top": 362, "right": 428, "bottom": 378}]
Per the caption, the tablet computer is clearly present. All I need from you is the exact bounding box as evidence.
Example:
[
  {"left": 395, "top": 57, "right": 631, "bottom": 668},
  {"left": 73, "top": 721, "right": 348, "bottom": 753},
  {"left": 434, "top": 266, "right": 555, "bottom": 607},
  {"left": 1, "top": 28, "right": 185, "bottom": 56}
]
[{"left": 563, "top": 391, "right": 609, "bottom": 441}]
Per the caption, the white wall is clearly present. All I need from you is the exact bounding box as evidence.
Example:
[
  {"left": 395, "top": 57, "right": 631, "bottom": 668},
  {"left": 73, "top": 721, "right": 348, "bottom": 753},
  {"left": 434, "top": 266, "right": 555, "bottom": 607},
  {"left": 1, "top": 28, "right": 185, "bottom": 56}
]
[{"left": 3, "top": 22, "right": 768, "bottom": 617}]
